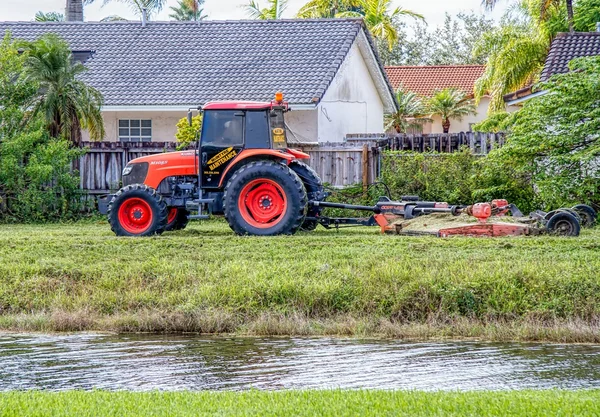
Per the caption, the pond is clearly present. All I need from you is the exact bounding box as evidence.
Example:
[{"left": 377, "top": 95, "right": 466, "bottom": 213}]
[{"left": 0, "top": 333, "right": 599, "bottom": 391}]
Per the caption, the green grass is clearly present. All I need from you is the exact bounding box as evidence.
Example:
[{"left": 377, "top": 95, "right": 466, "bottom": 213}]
[
  {"left": 1, "top": 390, "right": 599, "bottom": 417},
  {"left": 0, "top": 220, "right": 599, "bottom": 340}
]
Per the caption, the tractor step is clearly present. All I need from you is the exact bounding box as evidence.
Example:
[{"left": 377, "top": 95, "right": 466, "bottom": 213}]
[
  {"left": 185, "top": 198, "right": 214, "bottom": 212},
  {"left": 187, "top": 214, "right": 210, "bottom": 220}
]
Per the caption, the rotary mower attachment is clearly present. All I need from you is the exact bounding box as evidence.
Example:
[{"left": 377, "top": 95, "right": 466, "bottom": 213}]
[{"left": 308, "top": 197, "right": 596, "bottom": 237}]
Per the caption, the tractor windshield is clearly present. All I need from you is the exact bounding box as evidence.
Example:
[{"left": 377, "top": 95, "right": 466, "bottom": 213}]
[{"left": 269, "top": 108, "right": 287, "bottom": 149}]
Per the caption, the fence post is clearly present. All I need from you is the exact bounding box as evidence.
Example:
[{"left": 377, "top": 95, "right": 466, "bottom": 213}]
[{"left": 362, "top": 143, "right": 369, "bottom": 192}]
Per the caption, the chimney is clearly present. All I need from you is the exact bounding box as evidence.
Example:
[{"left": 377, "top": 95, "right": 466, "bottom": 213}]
[{"left": 141, "top": 8, "right": 147, "bottom": 27}]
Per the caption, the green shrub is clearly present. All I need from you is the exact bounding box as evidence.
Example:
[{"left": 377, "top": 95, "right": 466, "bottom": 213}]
[
  {"left": 379, "top": 149, "right": 537, "bottom": 212},
  {"left": 0, "top": 127, "right": 85, "bottom": 222},
  {"left": 175, "top": 114, "right": 202, "bottom": 149}
]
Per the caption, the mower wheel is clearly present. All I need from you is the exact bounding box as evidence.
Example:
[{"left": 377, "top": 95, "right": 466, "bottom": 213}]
[
  {"left": 571, "top": 204, "right": 597, "bottom": 228},
  {"left": 290, "top": 160, "right": 324, "bottom": 231},
  {"left": 108, "top": 184, "right": 168, "bottom": 236},
  {"left": 546, "top": 211, "right": 581, "bottom": 237},
  {"left": 165, "top": 207, "right": 190, "bottom": 231},
  {"left": 224, "top": 160, "right": 306, "bottom": 236}
]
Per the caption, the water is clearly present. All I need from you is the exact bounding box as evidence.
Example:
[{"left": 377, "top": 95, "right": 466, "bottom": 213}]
[{"left": 0, "top": 333, "right": 599, "bottom": 391}]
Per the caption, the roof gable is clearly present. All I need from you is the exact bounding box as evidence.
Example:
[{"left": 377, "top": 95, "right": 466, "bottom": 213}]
[
  {"left": 0, "top": 19, "right": 393, "bottom": 108},
  {"left": 541, "top": 32, "right": 600, "bottom": 81},
  {"left": 385, "top": 65, "right": 485, "bottom": 97}
]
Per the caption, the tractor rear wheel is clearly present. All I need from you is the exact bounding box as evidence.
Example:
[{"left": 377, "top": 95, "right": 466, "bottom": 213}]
[
  {"left": 290, "top": 160, "right": 324, "bottom": 231},
  {"left": 546, "top": 211, "right": 581, "bottom": 237},
  {"left": 165, "top": 208, "right": 190, "bottom": 231},
  {"left": 224, "top": 160, "right": 306, "bottom": 236},
  {"left": 108, "top": 184, "right": 168, "bottom": 236}
]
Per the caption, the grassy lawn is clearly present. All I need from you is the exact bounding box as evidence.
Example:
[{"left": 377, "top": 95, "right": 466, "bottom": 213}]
[
  {"left": 0, "top": 220, "right": 598, "bottom": 340},
  {"left": 1, "top": 390, "right": 599, "bottom": 417}
]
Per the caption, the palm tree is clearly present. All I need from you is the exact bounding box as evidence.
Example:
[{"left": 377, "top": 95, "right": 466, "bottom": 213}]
[
  {"left": 473, "top": 23, "right": 548, "bottom": 112},
  {"left": 19, "top": 34, "right": 105, "bottom": 145},
  {"left": 482, "top": 0, "right": 574, "bottom": 32},
  {"left": 245, "top": 0, "right": 287, "bottom": 19},
  {"left": 427, "top": 88, "right": 476, "bottom": 134},
  {"left": 35, "top": 11, "right": 65, "bottom": 21},
  {"left": 384, "top": 87, "right": 430, "bottom": 133},
  {"left": 336, "top": 0, "right": 423, "bottom": 50},
  {"left": 169, "top": 0, "right": 207, "bottom": 21},
  {"left": 65, "top": 0, "right": 91, "bottom": 21},
  {"left": 296, "top": 0, "right": 357, "bottom": 18}
]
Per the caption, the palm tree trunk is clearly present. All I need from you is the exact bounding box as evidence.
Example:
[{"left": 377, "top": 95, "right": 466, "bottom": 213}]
[
  {"left": 442, "top": 118, "right": 450, "bottom": 134},
  {"left": 65, "top": 0, "right": 84, "bottom": 21},
  {"left": 565, "top": 0, "right": 574, "bottom": 32}
]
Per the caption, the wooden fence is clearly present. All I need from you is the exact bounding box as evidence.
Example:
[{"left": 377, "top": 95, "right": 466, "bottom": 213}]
[{"left": 78, "top": 132, "right": 504, "bottom": 193}]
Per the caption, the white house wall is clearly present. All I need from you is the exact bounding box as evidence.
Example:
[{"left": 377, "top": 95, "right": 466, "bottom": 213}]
[
  {"left": 422, "top": 97, "right": 491, "bottom": 134},
  {"left": 285, "top": 109, "right": 318, "bottom": 144},
  {"left": 318, "top": 42, "right": 384, "bottom": 142},
  {"left": 82, "top": 111, "right": 183, "bottom": 142}
]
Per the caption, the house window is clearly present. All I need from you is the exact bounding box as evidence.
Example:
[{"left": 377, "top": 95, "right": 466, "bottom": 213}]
[{"left": 119, "top": 119, "right": 152, "bottom": 142}]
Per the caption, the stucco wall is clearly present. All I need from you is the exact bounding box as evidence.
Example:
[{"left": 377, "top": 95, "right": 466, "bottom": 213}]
[
  {"left": 317, "top": 42, "right": 384, "bottom": 142},
  {"left": 82, "top": 111, "right": 183, "bottom": 142},
  {"left": 422, "top": 97, "right": 491, "bottom": 134},
  {"left": 285, "top": 109, "right": 318, "bottom": 144}
]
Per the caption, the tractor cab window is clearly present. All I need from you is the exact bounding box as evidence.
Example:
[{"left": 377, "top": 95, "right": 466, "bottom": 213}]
[
  {"left": 201, "top": 110, "right": 244, "bottom": 147},
  {"left": 269, "top": 108, "right": 287, "bottom": 149},
  {"left": 245, "top": 111, "right": 270, "bottom": 149}
]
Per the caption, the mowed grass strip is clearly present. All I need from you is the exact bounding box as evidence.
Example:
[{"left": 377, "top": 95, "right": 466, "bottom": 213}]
[
  {"left": 0, "top": 221, "right": 599, "bottom": 339},
  {"left": 1, "top": 390, "right": 599, "bottom": 417}
]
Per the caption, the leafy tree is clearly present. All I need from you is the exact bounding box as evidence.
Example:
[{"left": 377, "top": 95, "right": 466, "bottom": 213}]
[
  {"left": 378, "top": 12, "right": 494, "bottom": 66},
  {"left": 245, "top": 0, "right": 287, "bottom": 19},
  {"left": 175, "top": 114, "right": 202, "bottom": 149},
  {"left": 483, "top": 0, "right": 574, "bottom": 32},
  {"left": 427, "top": 88, "right": 476, "bottom": 133},
  {"left": 488, "top": 55, "right": 600, "bottom": 207},
  {"left": 337, "top": 0, "right": 423, "bottom": 50},
  {"left": 169, "top": 0, "right": 207, "bottom": 21},
  {"left": 384, "top": 87, "right": 429, "bottom": 133},
  {"left": 35, "top": 11, "right": 65, "bottom": 21},
  {"left": 19, "top": 34, "right": 105, "bottom": 145}
]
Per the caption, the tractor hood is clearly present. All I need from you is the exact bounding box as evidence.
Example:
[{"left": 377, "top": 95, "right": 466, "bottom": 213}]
[{"left": 126, "top": 150, "right": 198, "bottom": 189}]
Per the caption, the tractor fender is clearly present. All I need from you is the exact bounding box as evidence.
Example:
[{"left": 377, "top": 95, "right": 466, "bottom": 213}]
[{"left": 218, "top": 149, "right": 298, "bottom": 188}]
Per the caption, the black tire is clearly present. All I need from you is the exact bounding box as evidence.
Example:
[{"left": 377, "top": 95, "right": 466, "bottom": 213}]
[
  {"left": 165, "top": 208, "right": 190, "bottom": 231},
  {"left": 546, "top": 211, "right": 581, "bottom": 237},
  {"left": 224, "top": 160, "right": 306, "bottom": 236},
  {"left": 108, "top": 184, "right": 168, "bottom": 237},
  {"left": 571, "top": 204, "right": 597, "bottom": 228},
  {"left": 290, "top": 160, "right": 325, "bottom": 231}
]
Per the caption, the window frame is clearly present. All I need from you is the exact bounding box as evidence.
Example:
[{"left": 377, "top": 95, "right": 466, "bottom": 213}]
[{"left": 118, "top": 119, "right": 152, "bottom": 142}]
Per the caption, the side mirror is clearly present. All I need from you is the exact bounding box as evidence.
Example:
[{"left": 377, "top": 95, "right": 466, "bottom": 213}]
[{"left": 187, "top": 111, "right": 193, "bottom": 126}]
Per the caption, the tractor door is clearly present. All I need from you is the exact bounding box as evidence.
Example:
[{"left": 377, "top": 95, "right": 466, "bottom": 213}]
[{"left": 200, "top": 110, "right": 245, "bottom": 188}]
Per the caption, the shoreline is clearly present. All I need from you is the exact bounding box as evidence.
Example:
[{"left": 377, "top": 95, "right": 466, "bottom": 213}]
[{"left": 1, "top": 311, "right": 599, "bottom": 343}]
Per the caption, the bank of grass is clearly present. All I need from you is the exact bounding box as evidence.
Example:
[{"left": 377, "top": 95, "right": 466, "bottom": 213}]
[
  {"left": 1, "top": 390, "right": 599, "bottom": 417},
  {"left": 0, "top": 220, "right": 599, "bottom": 341}
]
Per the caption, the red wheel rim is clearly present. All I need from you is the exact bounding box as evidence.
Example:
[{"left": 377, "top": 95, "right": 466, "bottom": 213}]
[
  {"left": 238, "top": 179, "right": 287, "bottom": 229},
  {"left": 118, "top": 197, "right": 154, "bottom": 234},
  {"left": 167, "top": 207, "right": 178, "bottom": 225}
]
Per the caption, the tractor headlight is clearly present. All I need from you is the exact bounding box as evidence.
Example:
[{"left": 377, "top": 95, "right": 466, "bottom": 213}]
[{"left": 122, "top": 165, "right": 133, "bottom": 176}]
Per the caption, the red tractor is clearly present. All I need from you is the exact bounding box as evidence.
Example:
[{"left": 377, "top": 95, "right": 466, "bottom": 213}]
[{"left": 108, "top": 93, "right": 325, "bottom": 236}]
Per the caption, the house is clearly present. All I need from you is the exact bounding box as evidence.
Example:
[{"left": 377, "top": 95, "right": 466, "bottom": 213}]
[
  {"left": 385, "top": 65, "right": 488, "bottom": 134},
  {"left": 504, "top": 30, "right": 600, "bottom": 107},
  {"left": 0, "top": 19, "right": 397, "bottom": 144}
]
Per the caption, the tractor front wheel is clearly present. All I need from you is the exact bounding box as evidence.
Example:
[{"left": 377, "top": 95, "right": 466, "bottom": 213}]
[
  {"left": 224, "top": 161, "right": 306, "bottom": 236},
  {"left": 165, "top": 208, "right": 190, "bottom": 231},
  {"left": 108, "top": 184, "right": 168, "bottom": 236}
]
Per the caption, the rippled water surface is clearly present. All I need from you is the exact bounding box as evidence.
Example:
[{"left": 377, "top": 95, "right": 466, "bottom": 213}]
[{"left": 0, "top": 333, "right": 599, "bottom": 391}]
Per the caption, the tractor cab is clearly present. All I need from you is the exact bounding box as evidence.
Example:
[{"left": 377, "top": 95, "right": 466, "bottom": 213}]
[{"left": 193, "top": 92, "right": 289, "bottom": 189}]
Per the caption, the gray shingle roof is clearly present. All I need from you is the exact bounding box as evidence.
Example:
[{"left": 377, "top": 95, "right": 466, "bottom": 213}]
[
  {"left": 541, "top": 32, "right": 600, "bottom": 81},
  {"left": 0, "top": 19, "right": 395, "bottom": 108}
]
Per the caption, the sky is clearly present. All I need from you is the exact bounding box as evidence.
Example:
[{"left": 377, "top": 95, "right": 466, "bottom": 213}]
[{"left": 0, "top": 0, "right": 509, "bottom": 28}]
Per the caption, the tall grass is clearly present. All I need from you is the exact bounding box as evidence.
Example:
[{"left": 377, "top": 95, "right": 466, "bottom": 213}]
[
  {"left": 0, "top": 221, "right": 598, "bottom": 340},
  {"left": 1, "top": 390, "right": 599, "bottom": 417}
]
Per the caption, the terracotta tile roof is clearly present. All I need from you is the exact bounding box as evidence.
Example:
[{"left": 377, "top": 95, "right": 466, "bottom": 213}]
[
  {"left": 385, "top": 65, "right": 485, "bottom": 97},
  {"left": 541, "top": 32, "right": 600, "bottom": 81}
]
